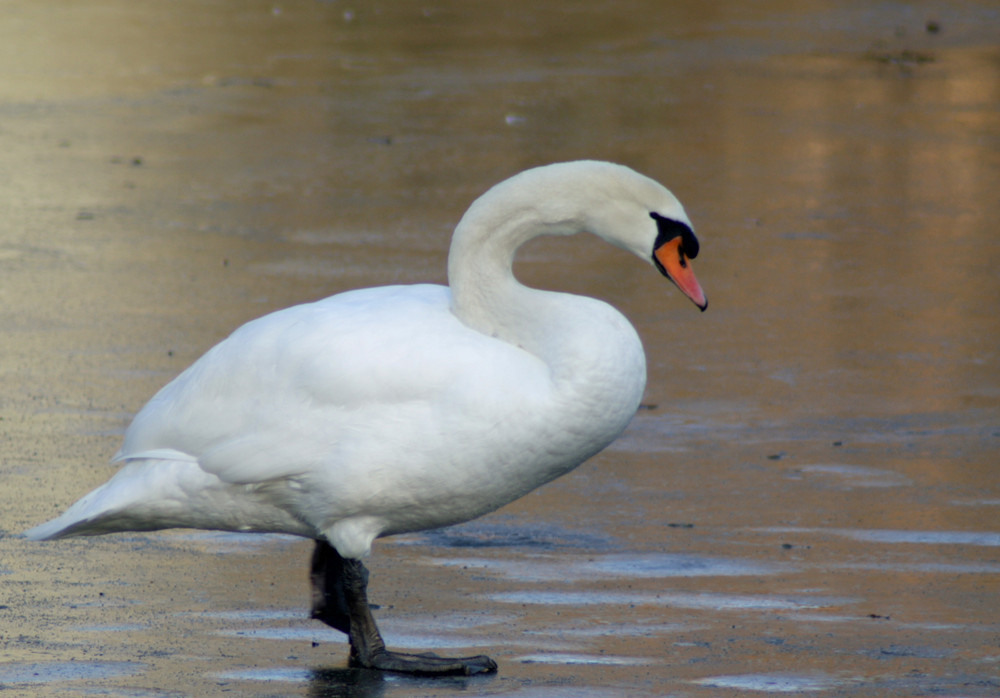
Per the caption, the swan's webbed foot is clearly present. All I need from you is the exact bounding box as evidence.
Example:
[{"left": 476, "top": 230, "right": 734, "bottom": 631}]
[
  {"left": 354, "top": 649, "right": 497, "bottom": 676},
  {"left": 310, "top": 540, "right": 498, "bottom": 676}
]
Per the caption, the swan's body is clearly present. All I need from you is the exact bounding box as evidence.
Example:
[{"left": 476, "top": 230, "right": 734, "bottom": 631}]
[
  {"left": 27, "top": 161, "right": 706, "bottom": 674},
  {"left": 36, "top": 283, "right": 643, "bottom": 557}
]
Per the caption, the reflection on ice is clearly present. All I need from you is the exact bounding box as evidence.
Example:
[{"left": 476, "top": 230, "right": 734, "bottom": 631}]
[
  {"left": 794, "top": 464, "right": 911, "bottom": 488},
  {"left": 527, "top": 622, "right": 691, "bottom": 638},
  {"left": 212, "top": 666, "right": 312, "bottom": 683},
  {"left": 0, "top": 661, "right": 144, "bottom": 684},
  {"left": 489, "top": 590, "right": 855, "bottom": 610},
  {"left": 213, "top": 611, "right": 505, "bottom": 650},
  {"left": 839, "top": 529, "right": 1000, "bottom": 546},
  {"left": 693, "top": 672, "right": 846, "bottom": 692},
  {"left": 432, "top": 552, "right": 786, "bottom": 582},
  {"left": 833, "top": 561, "right": 1000, "bottom": 574},
  {"left": 764, "top": 527, "right": 1000, "bottom": 546},
  {"left": 76, "top": 623, "right": 148, "bottom": 633},
  {"left": 380, "top": 611, "right": 518, "bottom": 633},
  {"left": 583, "top": 553, "right": 783, "bottom": 577},
  {"left": 516, "top": 653, "right": 653, "bottom": 666},
  {"left": 379, "top": 634, "right": 495, "bottom": 650},
  {"left": 195, "top": 609, "right": 301, "bottom": 621},
  {"left": 216, "top": 626, "right": 342, "bottom": 642}
]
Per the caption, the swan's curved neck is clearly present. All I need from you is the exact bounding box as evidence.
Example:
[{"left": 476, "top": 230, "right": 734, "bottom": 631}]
[
  {"left": 444, "top": 165, "right": 649, "bottom": 397},
  {"left": 445, "top": 162, "right": 680, "bottom": 340},
  {"left": 448, "top": 164, "right": 618, "bottom": 341},
  {"left": 447, "top": 201, "right": 566, "bottom": 343}
]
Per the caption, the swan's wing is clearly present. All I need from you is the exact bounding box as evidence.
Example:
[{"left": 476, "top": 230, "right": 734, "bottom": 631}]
[{"left": 115, "top": 284, "right": 547, "bottom": 486}]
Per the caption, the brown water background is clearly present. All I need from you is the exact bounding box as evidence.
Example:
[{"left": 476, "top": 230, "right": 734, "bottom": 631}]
[{"left": 2, "top": 1, "right": 998, "bottom": 695}]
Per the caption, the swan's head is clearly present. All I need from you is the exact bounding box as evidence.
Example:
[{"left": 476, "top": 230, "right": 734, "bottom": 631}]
[
  {"left": 451, "top": 160, "right": 707, "bottom": 311},
  {"left": 569, "top": 161, "right": 708, "bottom": 311},
  {"left": 648, "top": 211, "right": 707, "bottom": 311}
]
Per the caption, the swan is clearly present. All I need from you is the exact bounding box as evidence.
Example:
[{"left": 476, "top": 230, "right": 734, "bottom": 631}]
[{"left": 26, "top": 160, "right": 707, "bottom": 675}]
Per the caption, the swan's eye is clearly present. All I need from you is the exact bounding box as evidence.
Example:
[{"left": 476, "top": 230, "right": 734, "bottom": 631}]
[{"left": 649, "top": 212, "right": 700, "bottom": 260}]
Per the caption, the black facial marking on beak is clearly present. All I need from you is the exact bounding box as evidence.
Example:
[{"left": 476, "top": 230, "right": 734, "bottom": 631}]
[{"left": 650, "top": 212, "right": 699, "bottom": 260}]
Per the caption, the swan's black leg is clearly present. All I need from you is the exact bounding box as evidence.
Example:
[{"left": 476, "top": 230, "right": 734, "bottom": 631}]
[
  {"left": 309, "top": 540, "right": 498, "bottom": 675},
  {"left": 309, "top": 539, "right": 352, "bottom": 634}
]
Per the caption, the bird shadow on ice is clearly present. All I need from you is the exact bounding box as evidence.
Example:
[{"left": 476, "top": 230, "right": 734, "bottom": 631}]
[{"left": 395, "top": 517, "right": 615, "bottom": 552}]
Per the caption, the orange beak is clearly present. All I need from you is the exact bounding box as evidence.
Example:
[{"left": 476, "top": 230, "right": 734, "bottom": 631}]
[{"left": 654, "top": 237, "right": 707, "bottom": 311}]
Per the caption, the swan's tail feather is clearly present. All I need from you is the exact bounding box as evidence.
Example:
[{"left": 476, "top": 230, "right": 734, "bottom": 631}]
[
  {"left": 24, "top": 458, "right": 218, "bottom": 541},
  {"left": 23, "top": 516, "right": 80, "bottom": 541},
  {"left": 25, "top": 490, "right": 138, "bottom": 540},
  {"left": 23, "top": 510, "right": 107, "bottom": 540},
  {"left": 24, "top": 457, "right": 317, "bottom": 541}
]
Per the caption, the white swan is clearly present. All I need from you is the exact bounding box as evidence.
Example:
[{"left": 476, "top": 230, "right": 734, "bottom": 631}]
[{"left": 26, "top": 160, "right": 707, "bottom": 675}]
